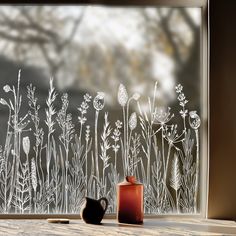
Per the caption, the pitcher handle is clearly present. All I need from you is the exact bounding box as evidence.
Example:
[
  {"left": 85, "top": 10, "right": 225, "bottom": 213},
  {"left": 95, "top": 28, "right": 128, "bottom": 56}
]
[{"left": 99, "top": 197, "right": 108, "bottom": 212}]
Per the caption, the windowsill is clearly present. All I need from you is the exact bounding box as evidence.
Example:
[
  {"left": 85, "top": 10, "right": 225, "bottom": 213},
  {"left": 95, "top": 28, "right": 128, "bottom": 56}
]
[{"left": 0, "top": 218, "right": 236, "bottom": 235}]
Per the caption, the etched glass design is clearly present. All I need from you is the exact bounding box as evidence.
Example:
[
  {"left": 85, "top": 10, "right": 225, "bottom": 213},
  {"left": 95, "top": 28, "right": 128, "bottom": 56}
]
[{"left": 0, "top": 6, "right": 203, "bottom": 214}]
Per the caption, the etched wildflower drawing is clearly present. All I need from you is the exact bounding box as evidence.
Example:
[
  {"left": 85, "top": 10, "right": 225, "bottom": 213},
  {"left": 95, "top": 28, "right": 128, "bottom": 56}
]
[{"left": 0, "top": 71, "right": 201, "bottom": 214}]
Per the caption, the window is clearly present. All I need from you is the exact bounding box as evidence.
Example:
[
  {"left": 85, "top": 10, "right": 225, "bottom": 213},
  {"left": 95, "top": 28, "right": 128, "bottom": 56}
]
[{"left": 0, "top": 1, "right": 208, "bottom": 216}]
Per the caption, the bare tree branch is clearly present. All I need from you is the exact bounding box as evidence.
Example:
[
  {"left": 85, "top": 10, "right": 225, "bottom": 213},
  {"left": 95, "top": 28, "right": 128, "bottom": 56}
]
[
  {"left": 0, "top": 30, "right": 49, "bottom": 44},
  {"left": 179, "top": 8, "right": 197, "bottom": 32},
  {"left": 18, "top": 7, "right": 60, "bottom": 42},
  {"left": 157, "top": 9, "right": 183, "bottom": 65},
  {"left": 60, "top": 9, "right": 86, "bottom": 50},
  {"left": 0, "top": 6, "right": 86, "bottom": 77}
]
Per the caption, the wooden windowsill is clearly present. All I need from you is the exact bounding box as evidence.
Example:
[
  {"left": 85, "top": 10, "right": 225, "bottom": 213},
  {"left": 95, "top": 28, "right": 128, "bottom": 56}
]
[{"left": 0, "top": 218, "right": 236, "bottom": 235}]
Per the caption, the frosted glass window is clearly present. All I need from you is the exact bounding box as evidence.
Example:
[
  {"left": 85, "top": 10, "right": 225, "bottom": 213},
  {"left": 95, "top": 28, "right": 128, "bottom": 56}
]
[{"left": 0, "top": 5, "right": 206, "bottom": 215}]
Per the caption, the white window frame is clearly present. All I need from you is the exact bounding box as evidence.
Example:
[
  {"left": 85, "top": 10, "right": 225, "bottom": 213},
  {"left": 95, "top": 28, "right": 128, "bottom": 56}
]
[{"left": 0, "top": 0, "right": 208, "bottom": 219}]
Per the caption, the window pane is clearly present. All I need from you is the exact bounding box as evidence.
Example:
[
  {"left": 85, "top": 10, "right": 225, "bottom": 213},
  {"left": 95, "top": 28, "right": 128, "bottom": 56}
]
[{"left": 0, "top": 5, "right": 203, "bottom": 214}]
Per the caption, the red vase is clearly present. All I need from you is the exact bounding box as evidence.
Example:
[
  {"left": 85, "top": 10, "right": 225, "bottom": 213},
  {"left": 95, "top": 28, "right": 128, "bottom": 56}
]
[{"left": 117, "top": 176, "right": 143, "bottom": 224}]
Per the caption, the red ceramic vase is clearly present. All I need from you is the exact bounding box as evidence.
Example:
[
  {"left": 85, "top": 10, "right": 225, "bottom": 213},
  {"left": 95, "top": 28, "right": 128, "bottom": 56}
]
[{"left": 117, "top": 176, "right": 143, "bottom": 224}]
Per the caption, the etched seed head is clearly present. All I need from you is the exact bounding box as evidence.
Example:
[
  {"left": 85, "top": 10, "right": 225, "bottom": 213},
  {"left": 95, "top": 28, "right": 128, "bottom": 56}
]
[
  {"left": 0, "top": 98, "right": 8, "bottom": 106},
  {"left": 31, "top": 158, "right": 37, "bottom": 192},
  {"left": 132, "top": 93, "right": 140, "bottom": 101},
  {"left": 23, "top": 136, "right": 30, "bottom": 156},
  {"left": 189, "top": 111, "right": 201, "bottom": 130},
  {"left": 118, "top": 84, "right": 128, "bottom": 107},
  {"left": 93, "top": 92, "right": 105, "bottom": 111},
  {"left": 129, "top": 112, "right": 137, "bottom": 131},
  {"left": 3, "top": 85, "right": 11, "bottom": 93},
  {"left": 154, "top": 107, "right": 174, "bottom": 125}
]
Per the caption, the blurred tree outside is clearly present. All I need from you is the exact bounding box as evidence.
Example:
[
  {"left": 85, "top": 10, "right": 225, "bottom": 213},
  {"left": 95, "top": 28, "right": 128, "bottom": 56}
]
[{"left": 0, "top": 6, "right": 200, "bottom": 109}]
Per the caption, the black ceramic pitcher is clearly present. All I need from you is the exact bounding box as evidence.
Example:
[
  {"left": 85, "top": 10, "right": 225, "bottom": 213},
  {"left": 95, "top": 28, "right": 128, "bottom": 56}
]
[{"left": 80, "top": 197, "right": 108, "bottom": 224}]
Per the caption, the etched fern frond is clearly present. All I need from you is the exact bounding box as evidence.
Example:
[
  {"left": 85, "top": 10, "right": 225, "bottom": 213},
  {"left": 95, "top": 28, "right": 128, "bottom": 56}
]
[
  {"left": 45, "top": 78, "right": 57, "bottom": 134},
  {"left": 35, "top": 180, "right": 55, "bottom": 214},
  {"left": 100, "top": 112, "right": 112, "bottom": 170},
  {"left": 12, "top": 161, "right": 30, "bottom": 213}
]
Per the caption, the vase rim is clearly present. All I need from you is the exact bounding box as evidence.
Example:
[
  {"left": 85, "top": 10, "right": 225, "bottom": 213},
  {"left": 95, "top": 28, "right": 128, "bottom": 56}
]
[{"left": 117, "top": 176, "right": 143, "bottom": 186}]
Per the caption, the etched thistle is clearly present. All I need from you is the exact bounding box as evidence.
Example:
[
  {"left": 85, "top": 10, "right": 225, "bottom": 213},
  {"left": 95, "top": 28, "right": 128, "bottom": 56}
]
[
  {"left": 189, "top": 111, "right": 201, "bottom": 130},
  {"left": 93, "top": 92, "right": 105, "bottom": 111}
]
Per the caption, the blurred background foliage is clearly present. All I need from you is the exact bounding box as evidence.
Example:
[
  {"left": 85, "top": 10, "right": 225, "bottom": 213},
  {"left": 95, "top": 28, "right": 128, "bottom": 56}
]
[
  {"left": 0, "top": 5, "right": 202, "bottom": 214},
  {"left": 0, "top": 6, "right": 200, "bottom": 110}
]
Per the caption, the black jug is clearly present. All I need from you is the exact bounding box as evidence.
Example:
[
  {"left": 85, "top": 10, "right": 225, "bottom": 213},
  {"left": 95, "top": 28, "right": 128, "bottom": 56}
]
[{"left": 80, "top": 197, "right": 108, "bottom": 224}]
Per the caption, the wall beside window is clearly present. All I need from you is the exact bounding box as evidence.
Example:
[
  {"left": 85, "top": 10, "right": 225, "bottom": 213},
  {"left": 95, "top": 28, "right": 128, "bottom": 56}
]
[{"left": 208, "top": 0, "right": 236, "bottom": 220}]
